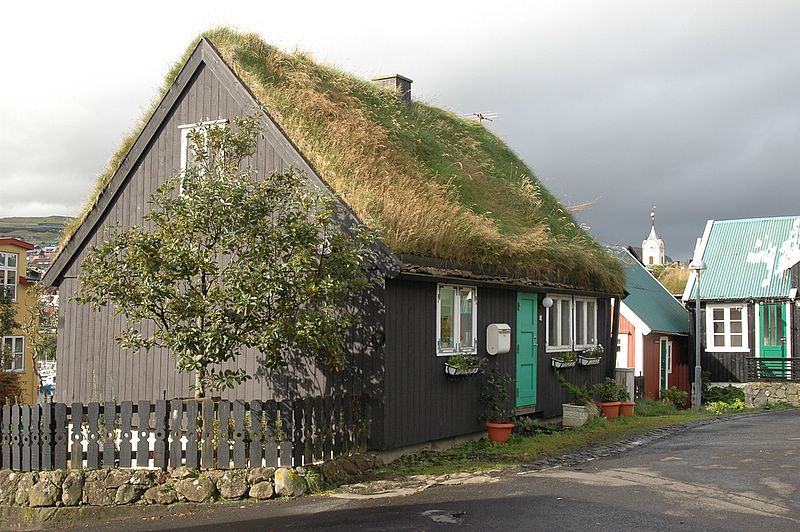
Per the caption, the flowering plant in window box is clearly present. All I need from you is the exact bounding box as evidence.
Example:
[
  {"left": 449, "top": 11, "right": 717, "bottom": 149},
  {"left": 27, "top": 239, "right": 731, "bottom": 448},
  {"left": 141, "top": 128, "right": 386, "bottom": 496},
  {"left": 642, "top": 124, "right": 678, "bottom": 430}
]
[
  {"left": 551, "top": 351, "right": 577, "bottom": 369},
  {"left": 444, "top": 354, "right": 483, "bottom": 376},
  {"left": 578, "top": 344, "right": 603, "bottom": 366}
]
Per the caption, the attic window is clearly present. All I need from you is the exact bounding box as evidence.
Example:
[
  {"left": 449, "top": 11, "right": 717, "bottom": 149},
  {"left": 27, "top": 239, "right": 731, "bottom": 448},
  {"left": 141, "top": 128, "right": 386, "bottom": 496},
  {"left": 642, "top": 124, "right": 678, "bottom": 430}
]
[
  {"left": 179, "top": 120, "right": 228, "bottom": 189},
  {"left": 0, "top": 252, "right": 18, "bottom": 302}
]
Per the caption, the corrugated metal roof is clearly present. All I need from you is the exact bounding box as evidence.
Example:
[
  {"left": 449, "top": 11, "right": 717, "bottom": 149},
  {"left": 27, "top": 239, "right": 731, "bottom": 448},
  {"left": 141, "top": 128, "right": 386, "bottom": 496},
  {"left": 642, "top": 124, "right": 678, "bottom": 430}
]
[
  {"left": 608, "top": 246, "right": 688, "bottom": 334},
  {"left": 688, "top": 216, "right": 800, "bottom": 300}
]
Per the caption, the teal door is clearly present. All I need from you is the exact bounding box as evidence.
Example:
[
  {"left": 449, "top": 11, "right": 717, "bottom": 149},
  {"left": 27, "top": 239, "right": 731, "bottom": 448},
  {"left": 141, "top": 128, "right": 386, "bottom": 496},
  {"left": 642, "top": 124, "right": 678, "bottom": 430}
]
[
  {"left": 761, "top": 303, "right": 787, "bottom": 375},
  {"left": 660, "top": 338, "right": 669, "bottom": 389},
  {"left": 516, "top": 293, "right": 538, "bottom": 407}
]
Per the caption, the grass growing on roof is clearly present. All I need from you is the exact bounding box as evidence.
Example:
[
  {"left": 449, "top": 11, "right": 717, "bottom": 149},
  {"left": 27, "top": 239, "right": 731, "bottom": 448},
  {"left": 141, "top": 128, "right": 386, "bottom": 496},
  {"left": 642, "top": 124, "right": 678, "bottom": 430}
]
[{"left": 61, "top": 27, "right": 624, "bottom": 293}]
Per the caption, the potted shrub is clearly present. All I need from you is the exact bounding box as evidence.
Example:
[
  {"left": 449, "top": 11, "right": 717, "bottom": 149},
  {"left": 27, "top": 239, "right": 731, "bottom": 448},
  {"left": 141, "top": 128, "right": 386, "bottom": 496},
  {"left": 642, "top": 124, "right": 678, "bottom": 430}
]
[
  {"left": 480, "top": 366, "right": 514, "bottom": 444},
  {"left": 555, "top": 371, "right": 596, "bottom": 428},
  {"left": 578, "top": 344, "right": 603, "bottom": 366},
  {"left": 592, "top": 377, "right": 622, "bottom": 420},
  {"left": 551, "top": 351, "right": 577, "bottom": 369},
  {"left": 618, "top": 383, "right": 635, "bottom": 416},
  {"left": 444, "top": 354, "right": 483, "bottom": 376}
]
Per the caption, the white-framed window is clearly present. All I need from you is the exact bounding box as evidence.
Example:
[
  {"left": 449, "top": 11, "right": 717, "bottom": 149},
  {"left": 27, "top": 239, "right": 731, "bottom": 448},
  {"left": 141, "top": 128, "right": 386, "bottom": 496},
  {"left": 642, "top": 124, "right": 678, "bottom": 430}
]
[
  {"left": 0, "top": 252, "right": 18, "bottom": 301},
  {"left": 666, "top": 341, "right": 673, "bottom": 373},
  {"left": 706, "top": 304, "right": 749, "bottom": 352},
  {"left": 574, "top": 297, "right": 598, "bottom": 349},
  {"left": 179, "top": 120, "right": 228, "bottom": 190},
  {"left": 436, "top": 284, "right": 477, "bottom": 356},
  {"left": 546, "top": 294, "right": 573, "bottom": 352},
  {"left": 2, "top": 336, "right": 24, "bottom": 372},
  {"left": 615, "top": 334, "right": 629, "bottom": 368}
]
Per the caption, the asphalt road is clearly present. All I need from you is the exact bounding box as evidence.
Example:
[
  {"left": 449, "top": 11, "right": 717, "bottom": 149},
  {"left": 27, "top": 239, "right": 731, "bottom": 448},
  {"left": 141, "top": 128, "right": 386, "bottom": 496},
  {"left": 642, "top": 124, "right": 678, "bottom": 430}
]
[{"left": 65, "top": 409, "right": 800, "bottom": 532}]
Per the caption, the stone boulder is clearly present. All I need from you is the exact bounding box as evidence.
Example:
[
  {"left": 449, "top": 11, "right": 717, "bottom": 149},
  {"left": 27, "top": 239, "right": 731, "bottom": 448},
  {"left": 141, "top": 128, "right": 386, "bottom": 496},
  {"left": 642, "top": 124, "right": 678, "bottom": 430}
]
[
  {"left": 176, "top": 477, "right": 216, "bottom": 502},
  {"left": 248, "top": 481, "right": 274, "bottom": 500},
  {"left": 248, "top": 467, "right": 275, "bottom": 485},
  {"left": 61, "top": 471, "right": 84, "bottom": 506},
  {"left": 170, "top": 466, "right": 199, "bottom": 480},
  {"left": 0, "top": 470, "right": 20, "bottom": 505},
  {"left": 28, "top": 479, "right": 61, "bottom": 507},
  {"left": 15, "top": 473, "right": 38, "bottom": 506},
  {"left": 115, "top": 484, "right": 143, "bottom": 505},
  {"left": 274, "top": 467, "right": 307, "bottom": 498},
  {"left": 144, "top": 484, "right": 178, "bottom": 505},
  {"left": 321, "top": 460, "right": 348, "bottom": 485},
  {"left": 216, "top": 470, "right": 249, "bottom": 500},
  {"left": 84, "top": 481, "right": 115, "bottom": 506}
]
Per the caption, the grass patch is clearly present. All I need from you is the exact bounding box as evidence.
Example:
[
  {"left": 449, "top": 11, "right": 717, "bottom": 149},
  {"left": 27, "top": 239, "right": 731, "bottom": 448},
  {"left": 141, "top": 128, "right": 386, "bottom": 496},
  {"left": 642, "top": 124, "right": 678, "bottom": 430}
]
[
  {"left": 57, "top": 27, "right": 624, "bottom": 294},
  {"left": 377, "top": 411, "right": 708, "bottom": 477}
]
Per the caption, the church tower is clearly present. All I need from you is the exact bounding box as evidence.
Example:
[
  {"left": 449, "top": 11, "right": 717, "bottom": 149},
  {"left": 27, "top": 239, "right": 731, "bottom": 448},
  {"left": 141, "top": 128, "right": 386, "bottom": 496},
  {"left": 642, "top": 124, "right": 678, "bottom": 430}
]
[{"left": 642, "top": 205, "right": 665, "bottom": 266}]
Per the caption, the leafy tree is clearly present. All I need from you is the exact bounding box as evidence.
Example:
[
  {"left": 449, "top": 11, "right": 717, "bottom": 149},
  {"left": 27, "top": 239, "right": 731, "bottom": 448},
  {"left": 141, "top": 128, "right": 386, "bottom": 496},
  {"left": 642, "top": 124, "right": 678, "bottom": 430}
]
[
  {"left": 0, "top": 289, "right": 21, "bottom": 403},
  {"left": 76, "top": 116, "right": 372, "bottom": 398}
]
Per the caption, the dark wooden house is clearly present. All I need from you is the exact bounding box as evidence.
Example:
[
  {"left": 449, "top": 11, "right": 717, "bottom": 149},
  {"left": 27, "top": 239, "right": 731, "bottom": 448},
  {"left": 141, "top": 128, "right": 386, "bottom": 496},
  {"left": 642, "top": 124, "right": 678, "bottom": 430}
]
[
  {"left": 44, "top": 29, "right": 625, "bottom": 451},
  {"left": 683, "top": 217, "right": 800, "bottom": 384}
]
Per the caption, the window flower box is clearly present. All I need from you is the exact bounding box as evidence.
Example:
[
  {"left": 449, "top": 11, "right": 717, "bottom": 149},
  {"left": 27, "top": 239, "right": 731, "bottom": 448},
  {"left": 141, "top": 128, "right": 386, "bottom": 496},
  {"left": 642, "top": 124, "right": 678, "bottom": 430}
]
[
  {"left": 444, "top": 363, "right": 480, "bottom": 376},
  {"left": 444, "top": 354, "right": 482, "bottom": 377},
  {"left": 578, "top": 355, "right": 602, "bottom": 366},
  {"left": 551, "top": 352, "right": 577, "bottom": 369}
]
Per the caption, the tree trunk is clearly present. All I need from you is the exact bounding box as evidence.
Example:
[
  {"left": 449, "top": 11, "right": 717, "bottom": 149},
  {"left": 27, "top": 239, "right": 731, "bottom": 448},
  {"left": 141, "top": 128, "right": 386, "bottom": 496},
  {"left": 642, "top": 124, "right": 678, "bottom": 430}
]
[{"left": 194, "top": 368, "right": 205, "bottom": 399}]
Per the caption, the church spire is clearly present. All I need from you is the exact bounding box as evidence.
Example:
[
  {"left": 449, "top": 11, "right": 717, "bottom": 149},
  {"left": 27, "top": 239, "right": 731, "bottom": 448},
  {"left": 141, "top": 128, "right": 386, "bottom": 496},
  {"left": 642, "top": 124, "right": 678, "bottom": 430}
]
[
  {"left": 648, "top": 205, "right": 658, "bottom": 239},
  {"left": 642, "top": 204, "right": 665, "bottom": 266}
]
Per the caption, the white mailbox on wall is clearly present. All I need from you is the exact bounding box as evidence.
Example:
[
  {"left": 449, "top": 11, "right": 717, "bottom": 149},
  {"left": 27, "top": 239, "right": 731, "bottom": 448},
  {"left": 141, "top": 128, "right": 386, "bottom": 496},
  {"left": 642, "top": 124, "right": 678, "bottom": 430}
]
[{"left": 486, "top": 323, "right": 511, "bottom": 355}]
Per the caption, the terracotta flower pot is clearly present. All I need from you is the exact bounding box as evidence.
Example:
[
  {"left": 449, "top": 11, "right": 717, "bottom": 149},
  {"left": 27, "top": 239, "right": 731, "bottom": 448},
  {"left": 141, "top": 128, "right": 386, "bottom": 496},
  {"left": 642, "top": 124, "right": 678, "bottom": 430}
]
[
  {"left": 619, "top": 401, "right": 635, "bottom": 417},
  {"left": 485, "top": 421, "right": 514, "bottom": 445},
  {"left": 597, "top": 401, "right": 621, "bottom": 420}
]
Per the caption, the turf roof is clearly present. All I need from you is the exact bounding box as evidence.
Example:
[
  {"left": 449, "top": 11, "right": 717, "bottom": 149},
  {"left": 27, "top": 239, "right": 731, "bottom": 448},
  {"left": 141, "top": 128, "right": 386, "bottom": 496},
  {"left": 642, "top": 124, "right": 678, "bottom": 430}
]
[{"left": 61, "top": 27, "right": 624, "bottom": 294}]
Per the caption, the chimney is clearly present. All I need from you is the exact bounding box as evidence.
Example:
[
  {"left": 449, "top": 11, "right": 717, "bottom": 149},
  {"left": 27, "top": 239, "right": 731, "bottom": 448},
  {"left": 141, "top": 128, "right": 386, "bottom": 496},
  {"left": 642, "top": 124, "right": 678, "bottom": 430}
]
[{"left": 372, "top": 74, "right": 413, "bottom": 106}]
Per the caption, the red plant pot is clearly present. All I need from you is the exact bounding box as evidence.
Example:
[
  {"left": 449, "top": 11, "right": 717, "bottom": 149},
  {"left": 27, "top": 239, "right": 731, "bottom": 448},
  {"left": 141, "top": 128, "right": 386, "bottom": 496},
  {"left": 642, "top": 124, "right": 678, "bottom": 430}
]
[
  {"left": 485, "top": 421, "right": 514, "bottom": 445},
  {"left": 597, "top": 401, "right": 621, "bottom": 420},
  {"left": 619, "top": 401, "right": 635, "bottom": 417}
]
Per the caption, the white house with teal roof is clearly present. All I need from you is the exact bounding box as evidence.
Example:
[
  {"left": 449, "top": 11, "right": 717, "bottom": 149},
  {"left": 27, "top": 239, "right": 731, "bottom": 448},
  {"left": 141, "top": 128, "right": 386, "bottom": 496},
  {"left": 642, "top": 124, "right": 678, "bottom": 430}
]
[{"left": 683, "top": 216, "right": 800, "bottom": 383}]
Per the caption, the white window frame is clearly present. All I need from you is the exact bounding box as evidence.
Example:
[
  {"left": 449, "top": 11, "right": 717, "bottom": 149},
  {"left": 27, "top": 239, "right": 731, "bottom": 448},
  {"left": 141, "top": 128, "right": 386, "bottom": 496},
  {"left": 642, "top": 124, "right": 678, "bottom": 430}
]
[
  {"left": 615, "top": 333, "right": 630, "bottom": 368},
  {"left": 436, "top": 284, "right": 478, "bottom": 356},
  {"left": 0, "top": 252, "right": 18, "bottom": 302},
  {"left": 2, "top": 336, "right": 24, "bottom": 372},
  {"left": 179, "top": 119, "right": 228, "bottom": 191},
  {"left": 705, "top": 304, "right": 749, "bottom": 352},
  {"left": 546, "top": 294, "right": 573, "bottom": 352},
  {"left": 574, "top": 297, "right": 598, "bottom": 350}
]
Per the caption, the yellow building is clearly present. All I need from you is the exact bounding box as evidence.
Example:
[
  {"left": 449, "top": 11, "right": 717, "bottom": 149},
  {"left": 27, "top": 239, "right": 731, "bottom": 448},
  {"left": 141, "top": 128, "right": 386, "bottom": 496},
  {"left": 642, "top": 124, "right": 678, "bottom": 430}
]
[{"left": 1, "top": 238, "right": 38, "bottom": 403}]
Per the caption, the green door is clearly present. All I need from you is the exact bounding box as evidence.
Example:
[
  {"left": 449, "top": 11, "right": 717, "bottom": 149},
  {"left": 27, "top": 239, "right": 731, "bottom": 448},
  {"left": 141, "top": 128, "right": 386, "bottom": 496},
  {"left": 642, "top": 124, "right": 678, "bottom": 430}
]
[
  {"left": 761, "top": 303, "right": 787, "bottom": 376},
  {"left": 660, "top": 337, "right": 670, "bottom": 390},
  {"left": 516, "top": 293, "right": 538, "bottom": 408}
]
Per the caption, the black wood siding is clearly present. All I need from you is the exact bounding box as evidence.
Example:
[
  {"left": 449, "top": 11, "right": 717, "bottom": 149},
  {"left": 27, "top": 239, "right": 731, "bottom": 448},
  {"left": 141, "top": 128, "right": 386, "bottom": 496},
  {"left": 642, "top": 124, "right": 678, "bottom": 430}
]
[
  {"left": 382, "top": 279, "right": 516, "bottom": 449},
  {"left": 382, "top": 279, "right": 615, "bottom": 448},
  {"left": 536, "top": 298, "right": 613, "bottom": 417}
]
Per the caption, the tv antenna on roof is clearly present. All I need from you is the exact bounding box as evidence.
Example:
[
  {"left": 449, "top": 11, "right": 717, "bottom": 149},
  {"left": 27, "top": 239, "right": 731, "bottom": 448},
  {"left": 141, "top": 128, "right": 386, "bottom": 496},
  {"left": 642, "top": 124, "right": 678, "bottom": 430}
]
[{"left": 461, "top": 112, "right": 499, "bottom": 123}]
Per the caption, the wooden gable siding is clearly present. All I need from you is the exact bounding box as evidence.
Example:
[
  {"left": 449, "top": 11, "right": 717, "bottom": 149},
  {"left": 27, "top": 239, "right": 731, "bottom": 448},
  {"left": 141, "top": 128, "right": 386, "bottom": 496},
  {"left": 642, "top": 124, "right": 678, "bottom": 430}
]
[
  {"left": 617, "top": 313, "right": 636, "bottom": 368},
  {"left": 382, "top": 279, "right": 516, "bottom": 449},
  {"left": 54, "top": 61, "right": 383, "bottom": 406}
]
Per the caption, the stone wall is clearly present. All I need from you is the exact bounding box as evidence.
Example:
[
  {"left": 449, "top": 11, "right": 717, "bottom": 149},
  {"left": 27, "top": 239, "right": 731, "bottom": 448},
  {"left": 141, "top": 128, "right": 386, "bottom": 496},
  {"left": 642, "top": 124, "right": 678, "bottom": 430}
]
[
  {"left": 744, "top": 382, "right": 800, "bottom": 407},
  {"left": 0, "top": 454, "right": 377, "bottom": 509}
]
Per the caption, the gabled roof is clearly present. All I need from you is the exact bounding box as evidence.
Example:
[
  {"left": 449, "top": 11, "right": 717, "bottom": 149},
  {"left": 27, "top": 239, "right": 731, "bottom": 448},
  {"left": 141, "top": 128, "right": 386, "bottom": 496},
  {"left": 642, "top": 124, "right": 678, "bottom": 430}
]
[
  {"left": 0, "top": 238, "right": 34, "bottom": 251},
  {"left": 609, "top": 246, "right": 688, "bottom": 335},
  {"left": 48, "top": 28, "right": 624, "bottom": 294},
  {"left": 684, "top": 216, "right": 800, "bottom": 301}
]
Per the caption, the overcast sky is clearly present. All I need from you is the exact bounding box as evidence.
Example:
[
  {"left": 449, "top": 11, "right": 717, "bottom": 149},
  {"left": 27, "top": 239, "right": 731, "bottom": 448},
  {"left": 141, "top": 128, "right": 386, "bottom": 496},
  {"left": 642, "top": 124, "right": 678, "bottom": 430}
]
[{"left": 1, "top": 1, "right": 798, "bottom": 260}]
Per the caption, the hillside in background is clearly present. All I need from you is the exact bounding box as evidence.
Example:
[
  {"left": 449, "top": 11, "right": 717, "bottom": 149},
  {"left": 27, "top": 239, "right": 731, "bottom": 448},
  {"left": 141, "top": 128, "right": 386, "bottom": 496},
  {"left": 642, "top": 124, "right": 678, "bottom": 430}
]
[{"left": 0, "top": 216, "right": 71, "bottom": 245}]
